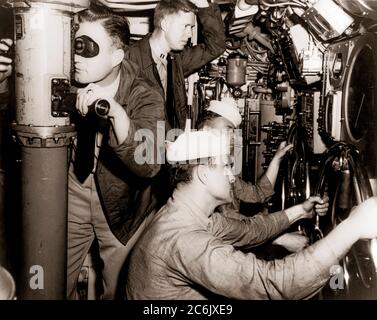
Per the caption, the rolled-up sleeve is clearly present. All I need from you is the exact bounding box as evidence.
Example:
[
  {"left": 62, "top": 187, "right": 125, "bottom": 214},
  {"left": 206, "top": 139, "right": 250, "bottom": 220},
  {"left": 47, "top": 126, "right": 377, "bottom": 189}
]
[
  {"left": 171, "top": 232, "right": 339, "bottom": 300},
  {"left": 234, "top": 175, "right": 274, "bottom": 203},
  {"left": 209, "top": 210, "right": 290, "bottom": 249}
]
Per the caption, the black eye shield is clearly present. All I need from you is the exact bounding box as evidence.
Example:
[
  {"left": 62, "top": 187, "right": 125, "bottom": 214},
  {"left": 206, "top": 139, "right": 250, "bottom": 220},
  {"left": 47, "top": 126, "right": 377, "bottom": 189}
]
[{"left": 74, "top": 35, "right": 99, "bottom": 58}]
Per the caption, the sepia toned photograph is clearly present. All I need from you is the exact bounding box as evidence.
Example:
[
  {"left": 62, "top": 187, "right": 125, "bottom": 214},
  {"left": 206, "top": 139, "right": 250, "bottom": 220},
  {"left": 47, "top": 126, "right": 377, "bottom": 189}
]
[{"left": 0, "top": 0, "right": 377, "bottom": 304}]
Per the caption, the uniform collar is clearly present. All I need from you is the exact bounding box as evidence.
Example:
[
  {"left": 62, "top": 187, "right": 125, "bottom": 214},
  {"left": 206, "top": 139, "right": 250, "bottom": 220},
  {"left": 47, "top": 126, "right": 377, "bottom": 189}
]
[{"left": 149, "top": 36, "right": 169, "bottom": 65}]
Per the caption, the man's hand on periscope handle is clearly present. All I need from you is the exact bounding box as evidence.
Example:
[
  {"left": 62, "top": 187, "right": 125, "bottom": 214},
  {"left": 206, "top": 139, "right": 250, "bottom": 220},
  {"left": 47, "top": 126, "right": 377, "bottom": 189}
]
[{"left": 76, "top": 83, "right": 120, "bottom": 118}]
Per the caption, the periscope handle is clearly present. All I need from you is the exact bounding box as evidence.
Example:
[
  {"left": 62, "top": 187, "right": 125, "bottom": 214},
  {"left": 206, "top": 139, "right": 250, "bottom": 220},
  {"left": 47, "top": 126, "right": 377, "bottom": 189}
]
[{"left": 88, "top": 99, "right": 110, "bottom": 116}]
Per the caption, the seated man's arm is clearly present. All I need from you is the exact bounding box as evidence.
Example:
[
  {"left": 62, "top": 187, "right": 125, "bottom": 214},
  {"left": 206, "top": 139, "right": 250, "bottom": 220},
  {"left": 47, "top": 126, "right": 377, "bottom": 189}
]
[
  {"left": 235, "top": 142, "right": 293, "bottom": 203},
  {"left": 210, "top": 196, "right": 328, "bottom": 249},
  {"left": 233, "top": 175, "right": 274, "bottom": 203},
  {"left": 210, "top": 209, "right": 290, "bottom": 249},
  {"left": 271, "top": 231, "right": 309, "bottom": 253},
  {"left": 264, "top": 142, "right": 293, "bottom": 189},
  {"left": 172, "top": 217, "right": 357, "bottom": 299},
  {"left": 175, "top": 197, "right": 377, "bottom": 299}
]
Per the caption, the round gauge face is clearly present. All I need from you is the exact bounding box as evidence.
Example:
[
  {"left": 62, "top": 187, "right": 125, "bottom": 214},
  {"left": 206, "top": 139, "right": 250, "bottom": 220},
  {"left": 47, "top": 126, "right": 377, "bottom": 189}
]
[
  {"left": 346, "top": 46, "right": 376, "bottom": 141},
  {"left": 346, "top": 44, "right": 377, "bottom": 178}
]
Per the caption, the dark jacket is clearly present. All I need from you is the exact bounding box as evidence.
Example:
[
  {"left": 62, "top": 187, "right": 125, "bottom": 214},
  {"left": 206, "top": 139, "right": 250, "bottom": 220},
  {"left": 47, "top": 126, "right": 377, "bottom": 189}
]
[
  {"left": 73, "top": 59, "right": 165, "bottom": 245},
  {"left": 125, "top": 3, "right": 226, "bottom": 129}
]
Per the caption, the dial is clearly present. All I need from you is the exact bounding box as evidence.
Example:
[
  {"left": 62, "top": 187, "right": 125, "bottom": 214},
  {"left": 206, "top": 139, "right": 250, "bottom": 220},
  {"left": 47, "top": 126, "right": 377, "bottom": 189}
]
[{"left": 347, "top": 46, "right": 375, "bottom": 141}]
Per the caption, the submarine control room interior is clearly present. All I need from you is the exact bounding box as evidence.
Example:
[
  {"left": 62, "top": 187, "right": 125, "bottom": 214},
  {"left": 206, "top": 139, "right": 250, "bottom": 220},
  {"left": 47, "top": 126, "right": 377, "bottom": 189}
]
[{"left": 1, "top": 0, "right": 377, "bottom": 300}]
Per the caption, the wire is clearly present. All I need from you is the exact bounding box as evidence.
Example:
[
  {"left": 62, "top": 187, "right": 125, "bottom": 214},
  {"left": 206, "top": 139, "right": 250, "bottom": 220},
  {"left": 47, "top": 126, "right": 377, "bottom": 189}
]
[
  {"left": 244, "top": 39, "right": 268, "bottom": 63},
  {"left": 244, "top": 39, "right": 267, "bottom": 54},
  {"left": 260, "top": 0, "right": 306, "bottom": 8},
  {"left": 226, "top": 38, "right": 242, "bottom": 50},
  {"left": 249, "top": 65, "right": 268, "bottom": 73},
  {"left": 96, "top": 0, "right": 157, "bottom": 10},
  {"left": 246, "top": 46, "right": 258, "bottom": 60},
  {"left": 292, "top": 0, "right": 307, "bottom": 7},
  {"left": 366, "top": 23, "right": 377, "bottom": 31}
]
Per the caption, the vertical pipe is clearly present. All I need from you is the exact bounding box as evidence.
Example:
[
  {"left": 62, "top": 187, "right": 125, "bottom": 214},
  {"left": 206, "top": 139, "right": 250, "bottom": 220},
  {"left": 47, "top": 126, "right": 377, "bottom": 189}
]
[
  {"left": 0, "top": 110, "right": 6, "bottom": 266},
  {"left": 19, "top": 146, "right": 68, "bottom": 299},
  {"left": 0, "top": 168, "right": 6, "bottom": 265},
  {"left": 9, "top": 0, "right": 89, "bottom": 299}
]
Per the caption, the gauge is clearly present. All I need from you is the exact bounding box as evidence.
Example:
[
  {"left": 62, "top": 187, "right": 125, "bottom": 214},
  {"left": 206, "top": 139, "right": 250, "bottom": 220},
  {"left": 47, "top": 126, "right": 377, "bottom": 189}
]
[{"left": 346, "top": 46, "right": 376, "bottom": 141}]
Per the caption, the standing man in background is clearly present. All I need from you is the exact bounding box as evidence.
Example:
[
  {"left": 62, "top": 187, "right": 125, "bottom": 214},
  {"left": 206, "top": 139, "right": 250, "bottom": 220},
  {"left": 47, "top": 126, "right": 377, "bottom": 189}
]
[
  {"left": 126, "top": 0, "right": 226, "bottom": 130},
  {"left": 126, "top": 0, "right": 226, "bottom": 209}
]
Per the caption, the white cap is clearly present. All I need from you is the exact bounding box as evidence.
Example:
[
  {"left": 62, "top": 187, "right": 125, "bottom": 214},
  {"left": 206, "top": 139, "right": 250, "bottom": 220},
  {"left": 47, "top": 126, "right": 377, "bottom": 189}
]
[
  {"left": 166, "top": 130, "right": 230, "bottom": 162},
  {"left": 207, "top": 98, "right": 242, "bottom": 127}
]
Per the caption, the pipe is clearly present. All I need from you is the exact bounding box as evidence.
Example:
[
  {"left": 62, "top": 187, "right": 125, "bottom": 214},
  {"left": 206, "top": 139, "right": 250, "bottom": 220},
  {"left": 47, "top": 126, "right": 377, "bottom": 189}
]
[
  {"left": 239, "top": 22, "right": 275, "bottom": 53},
  {"left": 0, "top": 109, "right": 7, "bottom": 267},
  {"left": 338, "top": 169, "right": 351, "bottom": 209},
  {"left": 18, "top": 141, "right": 68, "bottom": 299},
  {"left": 8, "top": 0, "right": 88, "bottom": 299},
  {"left": 0, "top": 168, "right": 6, "bottom": 266}
]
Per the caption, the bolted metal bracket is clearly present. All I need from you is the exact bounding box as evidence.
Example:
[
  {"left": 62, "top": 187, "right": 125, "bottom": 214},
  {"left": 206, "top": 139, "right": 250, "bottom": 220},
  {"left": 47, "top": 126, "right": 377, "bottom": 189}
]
[{"left": 12, "top": 124, "right": 76, "bottom": 148}]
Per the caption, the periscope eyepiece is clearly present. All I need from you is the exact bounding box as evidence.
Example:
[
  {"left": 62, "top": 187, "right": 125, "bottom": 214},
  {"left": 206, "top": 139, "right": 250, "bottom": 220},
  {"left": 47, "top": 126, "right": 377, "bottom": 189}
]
[{"left": 74, "top": 35, "right": 99, "bottom": 58}]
